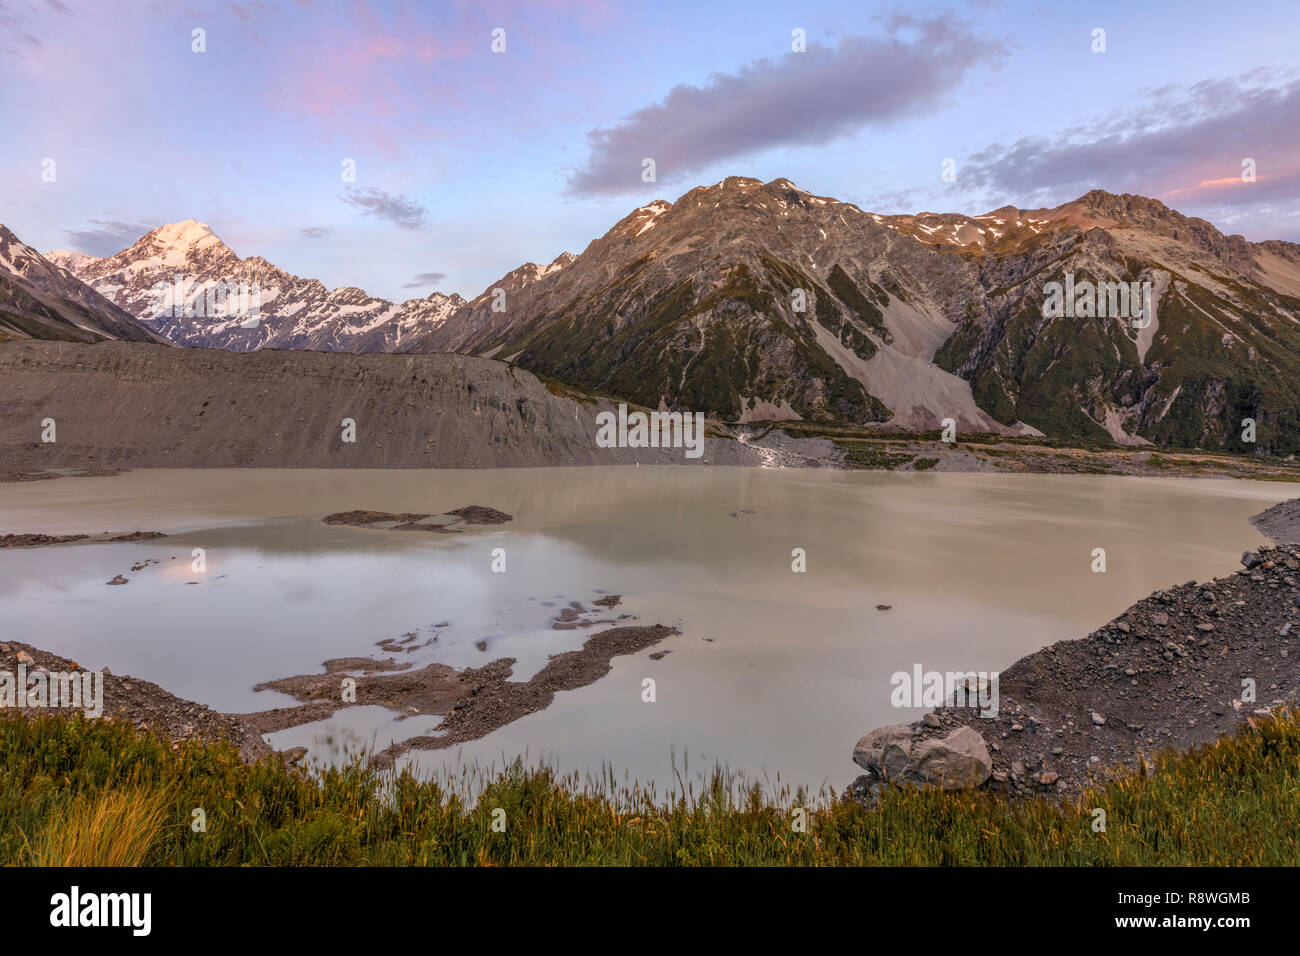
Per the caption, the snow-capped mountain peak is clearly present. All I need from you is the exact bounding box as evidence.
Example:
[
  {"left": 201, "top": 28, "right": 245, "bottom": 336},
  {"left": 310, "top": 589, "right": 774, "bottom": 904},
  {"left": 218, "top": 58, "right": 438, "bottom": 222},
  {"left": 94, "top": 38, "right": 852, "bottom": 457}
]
[
  {"left": 150, "top": 218, "right": 221, "bottom": 251},
  {"left": 46, "top": 221, "right": 464, "bottom": 353},
  {"left": 44, "top": 249, "right": 98, "bottom": 274}
]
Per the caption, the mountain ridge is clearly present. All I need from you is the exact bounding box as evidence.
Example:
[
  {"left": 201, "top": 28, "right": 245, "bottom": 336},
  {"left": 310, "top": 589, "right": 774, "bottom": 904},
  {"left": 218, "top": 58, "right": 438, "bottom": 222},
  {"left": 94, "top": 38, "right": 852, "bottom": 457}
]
[
  {"left": 0, "top": 224, "right": 167, "bottom": 345},
  {"left": 38, "top": 179, "right": 1300, "bottom": 453}
]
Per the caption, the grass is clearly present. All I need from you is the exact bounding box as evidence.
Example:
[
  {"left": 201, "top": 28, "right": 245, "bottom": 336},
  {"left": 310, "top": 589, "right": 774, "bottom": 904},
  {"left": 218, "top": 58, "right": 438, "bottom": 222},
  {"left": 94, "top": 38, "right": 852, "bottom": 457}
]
[
  {"left": 27, "top": 788, "right": 171, "bottom": 866},
  {"left": 3, "top": 710, "right": 1299, "bottom": 866},
  {"left": 761, "top": 420, "right": 1300, "bottom": 479},
  {"left": 834, "top": 442, "right": 915, "bottom": 470}
]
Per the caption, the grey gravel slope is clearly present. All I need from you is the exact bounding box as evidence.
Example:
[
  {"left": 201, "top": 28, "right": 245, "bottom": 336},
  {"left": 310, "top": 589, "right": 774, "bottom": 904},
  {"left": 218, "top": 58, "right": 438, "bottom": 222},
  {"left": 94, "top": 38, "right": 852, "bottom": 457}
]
[{"left": 0, "top": 341, "right": 770, "bottom": 472}]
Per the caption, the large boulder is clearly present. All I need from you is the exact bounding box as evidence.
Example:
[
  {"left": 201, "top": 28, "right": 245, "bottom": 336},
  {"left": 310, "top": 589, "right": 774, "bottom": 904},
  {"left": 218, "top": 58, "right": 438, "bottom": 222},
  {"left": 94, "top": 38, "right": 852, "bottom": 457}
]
[
  {"left": 852, "top": 724, "right": 992, "bottom": 791},
  {"left": 852, "top": 724, "right": 913, "bottom": 780},
  {"left": 906, "top": 726, "right": 992, "bottom": 790}
]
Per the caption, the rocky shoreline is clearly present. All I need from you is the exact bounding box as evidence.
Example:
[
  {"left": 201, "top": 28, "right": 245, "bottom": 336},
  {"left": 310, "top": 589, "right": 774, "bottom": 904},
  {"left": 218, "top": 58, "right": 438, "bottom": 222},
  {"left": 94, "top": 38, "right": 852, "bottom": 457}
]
[
  {"left": 848, "top": 497, "right": 1300, "bottom": 803},
  {"left": 2, "top": 530, "right": 167, "bottom": 548},
  {"left": 1252, "top": 497, "right": 1300, "bottom": 545},
  {"left": 0, "top": 639, "right": 270, "bottom": 761}
]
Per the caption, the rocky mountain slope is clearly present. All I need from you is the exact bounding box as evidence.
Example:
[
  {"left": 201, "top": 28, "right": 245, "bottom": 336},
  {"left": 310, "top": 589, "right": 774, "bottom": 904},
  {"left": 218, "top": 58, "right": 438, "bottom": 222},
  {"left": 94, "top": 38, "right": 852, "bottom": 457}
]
[
  {"left": 0, "top": 224, "right": 166, "bottom": 345},
  {"left": 45, "top": 182, "right": 1300, "bottom": 453},
  {"left": 915, "top": 191, "right": 1300, "bottom": 453},
  {"left": 400, "top": 179, "right": 1300, "bottom": 453},
  {"left": 46, "top": 221, "right": 466, "bottom": 353},
  {"left": 404, "top": 178, "right": 1022, "bottom": 434}
]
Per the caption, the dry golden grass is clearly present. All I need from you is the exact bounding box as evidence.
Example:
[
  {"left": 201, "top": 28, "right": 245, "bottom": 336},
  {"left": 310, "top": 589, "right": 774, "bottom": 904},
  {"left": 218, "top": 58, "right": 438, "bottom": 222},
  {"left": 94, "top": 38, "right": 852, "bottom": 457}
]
[{"left": 29, "top": 787, "right": 171, "bottom": 867}]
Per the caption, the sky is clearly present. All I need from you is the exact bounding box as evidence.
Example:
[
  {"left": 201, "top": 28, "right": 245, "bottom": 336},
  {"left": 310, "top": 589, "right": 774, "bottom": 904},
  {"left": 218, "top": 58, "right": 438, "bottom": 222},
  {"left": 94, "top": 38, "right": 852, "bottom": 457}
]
[{"left": 1, "top": 0, "right": 1298, "bottom": 301}]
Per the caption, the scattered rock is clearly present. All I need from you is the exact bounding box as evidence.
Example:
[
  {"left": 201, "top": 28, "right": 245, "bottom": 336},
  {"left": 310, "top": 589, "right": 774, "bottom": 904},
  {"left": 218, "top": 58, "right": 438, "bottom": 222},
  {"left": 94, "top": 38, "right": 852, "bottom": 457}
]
[{"left": 0, "top": 640, "right": 268, "bottom": 760}]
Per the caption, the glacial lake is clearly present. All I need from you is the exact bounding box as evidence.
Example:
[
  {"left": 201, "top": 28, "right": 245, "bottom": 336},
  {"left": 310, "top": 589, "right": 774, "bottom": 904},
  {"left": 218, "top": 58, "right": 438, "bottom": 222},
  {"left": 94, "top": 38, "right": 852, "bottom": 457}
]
[{"left": 0, "top": 467, "right": 1288, "bottom": 797}]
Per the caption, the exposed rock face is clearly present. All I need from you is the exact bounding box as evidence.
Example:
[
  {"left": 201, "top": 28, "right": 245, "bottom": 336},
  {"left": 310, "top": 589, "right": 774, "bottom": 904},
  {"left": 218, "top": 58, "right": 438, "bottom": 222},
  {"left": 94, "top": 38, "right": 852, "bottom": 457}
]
[{"left": 0, "top": 340, "right": 772, "bottom": 472}]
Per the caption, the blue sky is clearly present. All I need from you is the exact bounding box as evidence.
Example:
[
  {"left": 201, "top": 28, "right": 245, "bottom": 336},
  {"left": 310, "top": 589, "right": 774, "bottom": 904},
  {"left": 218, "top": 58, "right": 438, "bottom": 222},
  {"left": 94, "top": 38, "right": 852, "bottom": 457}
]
[{"left": 2, "top": 0, "right": 1297, "bottom": 300}]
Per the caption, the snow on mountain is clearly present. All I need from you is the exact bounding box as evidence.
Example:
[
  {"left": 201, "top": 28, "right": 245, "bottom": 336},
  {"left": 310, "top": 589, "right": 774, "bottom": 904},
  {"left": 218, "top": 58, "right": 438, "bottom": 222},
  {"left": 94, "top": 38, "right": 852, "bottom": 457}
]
[
  {"left": 36, "top": 181, "right": 1300, "bottom": 454},
  {"left": 1, "top": 223, "right": 167, "bottom": 344},
  {"left": 48, "top": 222, "right": 463, "bottom": 352}
]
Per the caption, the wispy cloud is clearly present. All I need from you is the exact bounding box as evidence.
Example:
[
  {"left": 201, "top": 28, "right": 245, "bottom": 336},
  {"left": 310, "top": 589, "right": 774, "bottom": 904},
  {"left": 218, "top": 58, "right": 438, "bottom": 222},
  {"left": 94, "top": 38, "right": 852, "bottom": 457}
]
[
  {"left": 228, "top": 2, "right": 269, "bottom": 23},
  {"left": 61, "top": 218, "right": 151, "bottom": 256},
  {"left": 567, "top": 14, "right": 1006, "bottom": 196},
  {"left": 403, "top": 270, "right": 446, "bottom": 288},
  {"left": 961, "top": 73, "right": 1300, "bottom": 211},
  {"left": 299, "top": 225, "right": 335, "bottom": 239},
  {"left": 339, "top": 187, "right": 428, "bottom": 229},
  {"left": 0, "top": 0, "right": 44, "bottom": 55}
]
